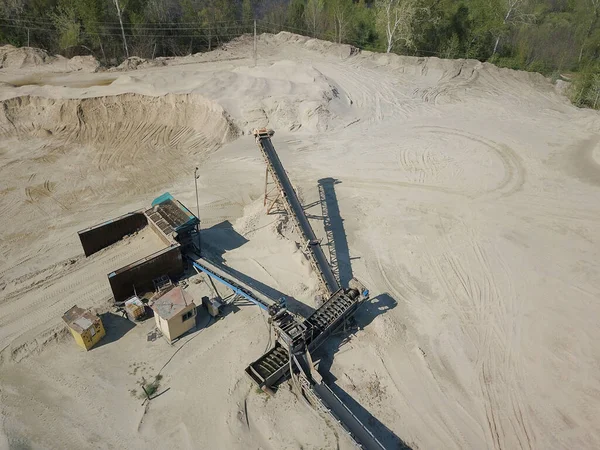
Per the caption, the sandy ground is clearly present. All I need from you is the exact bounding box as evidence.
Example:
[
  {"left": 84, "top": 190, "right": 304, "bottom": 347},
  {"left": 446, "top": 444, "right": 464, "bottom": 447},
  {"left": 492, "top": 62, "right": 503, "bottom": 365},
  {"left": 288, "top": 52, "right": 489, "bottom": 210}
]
[{"left": 1, "top": 32, "right": 600, "bottom": 449}]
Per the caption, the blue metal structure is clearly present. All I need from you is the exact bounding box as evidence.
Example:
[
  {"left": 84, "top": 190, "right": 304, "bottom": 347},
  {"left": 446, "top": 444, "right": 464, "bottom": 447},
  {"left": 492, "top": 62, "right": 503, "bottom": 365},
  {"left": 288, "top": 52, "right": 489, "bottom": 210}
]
[{"left": 188, "top": 257, "right": 274, "bottom": 311}]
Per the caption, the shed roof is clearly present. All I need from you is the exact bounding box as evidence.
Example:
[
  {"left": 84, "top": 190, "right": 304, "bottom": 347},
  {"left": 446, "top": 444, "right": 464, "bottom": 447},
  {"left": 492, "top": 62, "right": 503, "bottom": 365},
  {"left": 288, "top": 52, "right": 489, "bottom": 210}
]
[
  {"left": 62, "top": 305, "right": 100, "bottom": 333},
  {"left": 151, "top": 286, "right": 195, "bottom": 320}
]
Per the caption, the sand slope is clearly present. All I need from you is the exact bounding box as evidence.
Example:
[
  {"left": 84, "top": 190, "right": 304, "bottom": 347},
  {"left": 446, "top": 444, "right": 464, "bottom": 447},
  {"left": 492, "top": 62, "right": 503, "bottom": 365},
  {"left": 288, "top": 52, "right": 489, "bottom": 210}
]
[{"left": 1, "top": 33, "right": 600, "bottom": 449}]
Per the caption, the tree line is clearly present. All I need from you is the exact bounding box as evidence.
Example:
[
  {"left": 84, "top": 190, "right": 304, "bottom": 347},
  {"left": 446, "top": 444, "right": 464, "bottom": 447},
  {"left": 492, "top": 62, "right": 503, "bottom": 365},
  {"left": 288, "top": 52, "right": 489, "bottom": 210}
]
[{"left": 1, "top": 0, "right": 599, "bottom": 109}]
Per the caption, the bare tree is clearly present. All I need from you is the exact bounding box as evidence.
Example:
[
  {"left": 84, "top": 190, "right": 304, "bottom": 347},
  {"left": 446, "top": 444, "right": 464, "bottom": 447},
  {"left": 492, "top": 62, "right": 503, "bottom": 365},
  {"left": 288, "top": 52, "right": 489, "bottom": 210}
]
[
  {"left": 112, "top": 0, "right": 129, "bottom": 58},
  {"left": 376, "top": 0, "right": 422, "bottom": 53},
  {"left": 305, "top": 0, "right": 324, "bottom": 37},
  {"left": 331, "top": 0, "right": 352, "bottom": 44},
  {"left": 491, "top": 0, "right": 534, "bottom": 56}
]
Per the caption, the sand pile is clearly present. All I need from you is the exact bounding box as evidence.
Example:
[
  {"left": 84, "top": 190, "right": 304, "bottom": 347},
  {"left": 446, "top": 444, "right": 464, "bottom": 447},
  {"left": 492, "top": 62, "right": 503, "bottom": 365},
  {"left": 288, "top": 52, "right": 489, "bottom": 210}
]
[
  {"left": 111, "top": 56, "right": 167, "bottom": 71},
  {"left": 216, "top": 60, "right": 354, "bottom": 132},
  {"left": 262, "top": 31, "right": 359, "bottom": 59},
  {"left": 66, "top": 55, "right": 101, "bottom": 72},
  {"left": 227, "top": 33, "right": 565, "bottom": 110},
  {"left": 0, "top": 45, "right": 100, "bottom": 73},
  {"left": 349, "top": 50, "right": 564, "bottom": 107},
  {"left": 0, "top": 45, "right": 54, "bottom": 69}
]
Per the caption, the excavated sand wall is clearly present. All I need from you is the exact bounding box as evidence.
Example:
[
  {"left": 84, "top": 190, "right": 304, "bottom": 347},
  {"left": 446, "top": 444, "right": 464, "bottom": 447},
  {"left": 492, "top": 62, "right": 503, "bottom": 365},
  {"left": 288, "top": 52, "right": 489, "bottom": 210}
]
[{"left": 0, "top": 93, "right": 238, "bottom": 146}]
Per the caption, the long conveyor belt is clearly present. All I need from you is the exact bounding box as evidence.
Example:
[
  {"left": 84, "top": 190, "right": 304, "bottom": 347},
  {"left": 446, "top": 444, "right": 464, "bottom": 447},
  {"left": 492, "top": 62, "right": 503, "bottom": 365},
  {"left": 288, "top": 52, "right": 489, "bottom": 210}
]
[
  {"left": 253, "top": 129, "right": 340, "bottom": 295},
  {"left": 187, "top": 255, "right": 278, "bottom": 311}
]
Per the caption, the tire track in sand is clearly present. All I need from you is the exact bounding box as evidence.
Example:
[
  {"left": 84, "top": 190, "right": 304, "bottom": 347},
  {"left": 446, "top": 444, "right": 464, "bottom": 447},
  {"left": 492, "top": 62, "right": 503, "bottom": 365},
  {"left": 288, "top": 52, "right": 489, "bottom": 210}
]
[
  {"left": 411, "top": 126, "right": 526, "bottom": 199},
  {"left": 424, "top": 220, "right": 533, "bottom": 450}
]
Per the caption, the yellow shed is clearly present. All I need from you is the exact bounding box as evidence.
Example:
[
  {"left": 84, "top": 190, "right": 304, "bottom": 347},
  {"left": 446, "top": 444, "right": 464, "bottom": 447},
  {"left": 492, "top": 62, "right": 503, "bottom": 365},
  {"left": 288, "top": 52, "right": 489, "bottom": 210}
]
[{"left": 62, "top": 305, "right": 106, "bottom": 351}]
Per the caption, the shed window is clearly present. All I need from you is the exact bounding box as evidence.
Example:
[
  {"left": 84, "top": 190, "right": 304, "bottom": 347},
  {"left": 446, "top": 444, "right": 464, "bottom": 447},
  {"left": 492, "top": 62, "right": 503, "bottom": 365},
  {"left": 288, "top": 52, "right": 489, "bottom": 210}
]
[{"left": 182, "top": 309, "right": 195, "bottom": 322}]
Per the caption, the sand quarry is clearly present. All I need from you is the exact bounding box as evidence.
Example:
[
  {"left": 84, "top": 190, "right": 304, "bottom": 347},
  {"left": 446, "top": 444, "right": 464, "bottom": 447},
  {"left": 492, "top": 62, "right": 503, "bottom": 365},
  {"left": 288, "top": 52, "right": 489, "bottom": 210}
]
[{"left": 0, "top": 32, "right": 599, "bottom": 449}]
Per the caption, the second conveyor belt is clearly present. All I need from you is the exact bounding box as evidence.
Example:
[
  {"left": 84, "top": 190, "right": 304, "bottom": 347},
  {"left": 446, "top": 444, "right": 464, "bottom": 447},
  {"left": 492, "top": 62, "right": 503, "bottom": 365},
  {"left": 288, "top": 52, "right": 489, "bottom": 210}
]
[
  {"left": 187, "top": 254, "right": 277, "bottom": 311},
  {"left": 254, "top": 130, "right": 340, "bottom": 295}
]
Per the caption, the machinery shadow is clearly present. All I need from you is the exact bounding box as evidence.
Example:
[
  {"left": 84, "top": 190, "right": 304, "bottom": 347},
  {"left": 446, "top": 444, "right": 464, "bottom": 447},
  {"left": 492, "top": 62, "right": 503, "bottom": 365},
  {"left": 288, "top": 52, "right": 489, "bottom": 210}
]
[
  {"left": 200, "top": 220, "right": 249, "bottom": 253},
  {"left": 317, "top": 178, "right": 353, "bottom": 288},
  {"left": 93, "top": 312, "right": 136, "bottom": 349},
  {"left": 321, "top": 372, "right": 413, "bottom": 450},
  {"left": 196, "top": 220, "right": 314, "bottom": 317},
  {"left": 315, "top": 293, "right": 397, "bottom": 370},
  {"left": 313, "top": 293, "right": 406, "bottom": 448},
  {"left": 314, "top": 179, "right": 410, "bottom": 446},
  {"left": 354, "top": 292, "right": 397, "bottom": 329}
]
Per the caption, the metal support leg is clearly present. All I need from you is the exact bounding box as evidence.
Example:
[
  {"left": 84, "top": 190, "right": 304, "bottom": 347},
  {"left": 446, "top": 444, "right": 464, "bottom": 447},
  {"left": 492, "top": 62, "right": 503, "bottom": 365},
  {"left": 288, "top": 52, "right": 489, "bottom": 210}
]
[
  {"left": 266, "top": 192, "right": 281, "bottom": 214},
  {"left": 263, "top": 167, "right": 269, "bottom": 206},
  {"left": 208, "top": 275, "right": 222, "bottom": 300}
]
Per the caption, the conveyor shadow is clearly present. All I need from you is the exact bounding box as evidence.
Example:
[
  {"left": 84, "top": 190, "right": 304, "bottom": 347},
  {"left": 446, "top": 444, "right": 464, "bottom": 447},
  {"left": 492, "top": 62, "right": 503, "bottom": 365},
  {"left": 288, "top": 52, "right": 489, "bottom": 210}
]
[
  {"left": 316, "top": 293, "right": 397, "bottom": 372},
  {"left": 315, "top": 180, "right": 409, "bottom": 446},
  {"left": 319, "top": 370, "right": 413, "bottom": 450},
  {"left": 197, "top": 220, "right": 314, "bottom": 317},
  {"left": 314, "top": 293, "right": 406, "bottom": 449},
  {"left": 317, "top": 178, "right": 353, "bottom": 288}
]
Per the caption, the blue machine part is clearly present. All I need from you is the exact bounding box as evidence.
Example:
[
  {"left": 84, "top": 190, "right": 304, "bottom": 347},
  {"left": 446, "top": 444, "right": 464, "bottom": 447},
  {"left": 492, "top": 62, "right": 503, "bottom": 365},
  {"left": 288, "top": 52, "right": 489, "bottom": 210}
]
[
  {"left": 190, "top": 259, "right": 269, "bottom": 311},
  {"left": 151, "top": 192, "right": 175, "bottom": 207},
  {"left": 152, "top": 192, "right": 199, "bottom": 232},
  {"left": 151, "top": 192, "right": 174, "bottom": 207}
]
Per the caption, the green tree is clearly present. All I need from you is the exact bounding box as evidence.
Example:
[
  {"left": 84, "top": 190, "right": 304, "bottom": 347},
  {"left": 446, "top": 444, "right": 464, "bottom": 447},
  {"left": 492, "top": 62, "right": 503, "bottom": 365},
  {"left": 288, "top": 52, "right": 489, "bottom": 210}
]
[
  {"left": 575, "top": 0, "right": 600, "bottom": 63},
  {"left": 52, "top": 4, "right": 81, "bottom": 52},
  {"left": 287, "top": 0, "right": 305, "bottom": 30},
  {"left": 242, "top": 0, "right": 253, "bottom": 32},
  {"left": 352, "top": 0, "right": 378, "bottom": 49},
  {"left": 571, "top": 62, "right": 600, "bottom": 109}
]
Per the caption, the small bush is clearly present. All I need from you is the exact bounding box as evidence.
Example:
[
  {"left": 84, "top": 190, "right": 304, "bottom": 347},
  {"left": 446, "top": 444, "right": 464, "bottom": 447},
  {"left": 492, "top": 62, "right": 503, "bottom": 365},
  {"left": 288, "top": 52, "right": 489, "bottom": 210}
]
[
  {"left": 570, "top": 64, "right": 600, "bottom": 110},
  {"left": 527, "top": 60, "right": 550, "bottom": 75},
  {"left": 139, "top": 375, "right": 162, "bottom": 398}
]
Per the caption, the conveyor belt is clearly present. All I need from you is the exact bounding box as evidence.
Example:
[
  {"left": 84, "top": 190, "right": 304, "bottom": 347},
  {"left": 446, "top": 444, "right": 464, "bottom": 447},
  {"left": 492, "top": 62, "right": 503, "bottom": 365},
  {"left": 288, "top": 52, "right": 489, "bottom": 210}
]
[
  {"left": 304, "top": 289, "right": 359, "bottom": 351},
  {"left": 187, "top": 255, "right": 277, "bottom": 311},
  {"left": 254, "top": 130, "right": 340, "bottom": 295}
]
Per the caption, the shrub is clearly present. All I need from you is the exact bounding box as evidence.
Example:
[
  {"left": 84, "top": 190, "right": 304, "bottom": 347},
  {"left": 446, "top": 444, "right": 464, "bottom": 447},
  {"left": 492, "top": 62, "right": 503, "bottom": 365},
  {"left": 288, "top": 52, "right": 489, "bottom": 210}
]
[{"left": 570, "top": 64, "right": 600, "bottom": 109}]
